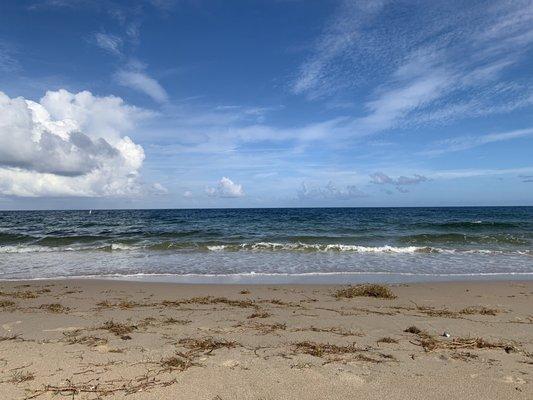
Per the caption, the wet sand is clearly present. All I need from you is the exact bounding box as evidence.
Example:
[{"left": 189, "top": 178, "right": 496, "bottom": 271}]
[{"left": 0, "top": 279, "right": 531, "bottom": 399}]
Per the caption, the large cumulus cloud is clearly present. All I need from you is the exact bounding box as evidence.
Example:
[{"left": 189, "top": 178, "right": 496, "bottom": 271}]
[{"left": 0, "top": 89, "right": 147, "bottom": 197}]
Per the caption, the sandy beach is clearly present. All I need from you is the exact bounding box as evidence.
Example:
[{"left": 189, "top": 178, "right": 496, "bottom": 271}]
[{"left": 0, "top": 279, "right": 530, "bottom": 399}]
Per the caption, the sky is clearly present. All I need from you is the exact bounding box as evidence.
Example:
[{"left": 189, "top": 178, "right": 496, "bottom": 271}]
[{"left": 0, "top": 0, "right": 532, "bottom": 209}]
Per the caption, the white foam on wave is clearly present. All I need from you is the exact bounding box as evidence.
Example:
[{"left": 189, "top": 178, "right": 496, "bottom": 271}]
[
  {"left": 0, "top": 245, "right": 69, "bottom": 253},
  {"left": 214, "top": 242, "right": 445, "bottom": 253},
  {"left": 110, "top": 243, "right": 138, "bottom": 251},
  {"left": 0, "top": 241, "right": 530, "bottom": 257},
  {"left": 206, "top": 245, "right": 226, "bottom": 251},
  {"left": 0, "top": 243, "right": 138, "bottom": 253}
]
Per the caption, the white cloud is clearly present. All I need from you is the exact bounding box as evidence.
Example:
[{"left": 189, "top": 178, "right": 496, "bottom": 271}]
[
  {"left": 0, "top": 89, "right": 148, "bottom": 197},
  {"left": 206, "top": 177, "right": 244, "bottom": 198},
  {"left": 354, "top": 64, "right": 452, "bottom": 134},
  {"left": 430, "top": 166, "right": 533, "bottom": 180},
  {"left": 297, "top": 181, "right": 366, "bottom": 200},
  {"left": 183, "top": 190, "right": 193, "bottom": 198},
  {"left": 292, "top": 0, "right": 533, "bottom": 130},
  {"left": 93, "top": 32, "right": 123, "bottom": 56},
  {"left": 370, "top": 172, "right": 429, "bottom": 192},
  {"left": 150, "top": 182, "right": 168, "bottom": 194},
  {"left": 115, "top": 69, "right": 168, "bottom": 103},
  {"left": 424, "top": 127, "right": 533, "bottom": 155},
  {"left": 292, "top": 0, "right": 387, "bottom": 98}
]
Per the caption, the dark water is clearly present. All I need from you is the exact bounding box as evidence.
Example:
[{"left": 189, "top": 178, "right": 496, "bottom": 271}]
[{"left": 0, "top": 207, "right": 531, "bottom": 281}]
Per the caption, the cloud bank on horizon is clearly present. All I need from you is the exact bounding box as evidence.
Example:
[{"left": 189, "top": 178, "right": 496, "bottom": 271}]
[{"left": 0, "top": 0, "right": 532, "bottom": 208}]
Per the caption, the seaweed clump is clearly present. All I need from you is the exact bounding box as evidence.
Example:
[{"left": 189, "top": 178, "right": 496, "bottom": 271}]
[
  {"left": 292, "top": 341, "right": 381, "bottom": 363},
  {"left": 39, "top": 303, "right": 69, "bottom": 313},
  {"left": 334, "top": 284, "right": 396, "bottom": 299},
  {"left": 377, "top": 337, "right": 399, "bottom": 344},
  {"left": 160, "top": 355, "right": 195, "bottom": 372},
  {"left": 404, "top": 326, "right": 422, "bottom": 334},
  {"left": 100, "top": 320, "right": 137, "bottom": 337},
  {"left": 178, "top": 337, "right": 236, "bottom": 354},
  {"left": 247, "top": 311, "right": 271, "bottom": 319},
  {"left": 0, "top": 300, "right": 16, "bottom": 308}
]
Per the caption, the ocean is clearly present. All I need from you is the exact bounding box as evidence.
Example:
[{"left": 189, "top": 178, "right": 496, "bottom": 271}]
[{"left": 0, "top": 207, "right": 531, "bottom": 283}]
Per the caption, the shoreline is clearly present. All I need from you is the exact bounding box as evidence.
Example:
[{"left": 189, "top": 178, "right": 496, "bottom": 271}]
[
  {"left": 1, "top": 279, "right": 531, "bottom": 399},
  {"left": 1, "top": 271, "right": 532, "bottom": 285}
]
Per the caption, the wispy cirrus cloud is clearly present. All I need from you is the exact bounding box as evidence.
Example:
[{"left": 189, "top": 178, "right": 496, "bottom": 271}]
[
  {"left": 291, "top": 0, "right": 387, "bottom": 98},
  {"left": 115, "top": 68, "right": 168, "bottom": 103},
  {"left": 292, "top": 0, "right": 533, "bottom": 135},
  {"left": 0, "top": 41, "right": 19, "bottom": 73},
  {"left": 35, "top": 1, "right": 171, "bottom": 104},
  {"left": 423, "top": 127, "right": 533, "bottom": 155},
  {"left": 430, "top": 166, "right": 533, "bottom": 180},
  {"left": 93, "top": 32, "right": 123, "bottom": 56}
]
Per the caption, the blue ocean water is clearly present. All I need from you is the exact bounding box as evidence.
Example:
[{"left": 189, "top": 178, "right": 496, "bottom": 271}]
[{"left": 0, "top": 207, "right": 531, "bottom": 282}]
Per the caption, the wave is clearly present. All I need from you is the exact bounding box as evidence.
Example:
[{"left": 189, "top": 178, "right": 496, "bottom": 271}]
[
  {"left": 205, "top": 242, "right": 533, "bottom": 255},
  {"left": 0, "top": 245, "right": 71, "bottom": 253},
  {"left": 398, "top": 233, "right": 530, "bottom": 245},
  {"left": 0, "top": 232, "right": 36, "bottom": 244},
  {"left": 1, "top": 240, "right": 531, "bottom": 256},
  {"left": 36, "top": 235, "right": 108, "bottom": 246},
  {"left": 413, "top": 221, "right": 521, "bottom": 230},
  {"left": 206, "top": 243, "right": 439, "bottom": 253}
]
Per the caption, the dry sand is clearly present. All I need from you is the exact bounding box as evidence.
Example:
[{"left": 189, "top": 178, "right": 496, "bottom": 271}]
[{"left": 0, "top": 279, "right": 531, "bottom": 399}]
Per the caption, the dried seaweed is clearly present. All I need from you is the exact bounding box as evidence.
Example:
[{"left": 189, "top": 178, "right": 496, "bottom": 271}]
[
  {"left": 39, "top": 303, "right": 69, "bottom": 313},
  {"left": 178, "top": 337, "right": 237, "bottom": 354},
  {"left": 293, "top": 341, "right": 363, "bottom": 357},
  {"left": 249, "top": 322, "right": 286, "bottom": 334},
  {"left": 415, "top": 336, "right": 517, "bottom": 353},
  {"left": 163, "top": 317, "right": 191, "bottom": 325},
  {"left": 64, "top": 332, "right": 108, "bottom": 347},
  {"left": 160, "top": 355, "right": 196, "bottom": 372},
  {"left": 0, "top": 288, "right": 50, "bottom": 299},
  {"left": 292, "top": 326, "right": 363, "bottom": 337},
  {"left": 100, "top": 321, "right": 137, "bottom": 336},
  {"left": 26, "top": 375, "right": 178, "bottom": 399},
  {"left": 247, "top": 311, "right": 271, "bottom": 319},
  {"left": 377, "top": 337, "right": 399, "bottom": 344},
  {"left": 459, "top": 306, "right": 499, "bottom": 316},
  {"left": 404, "top": 326, "right": 422, "bottom": 334},
  {"left": 0, "top": 300, "right": 16, "bottom": 308},
  {"left": 8, "top": 370, "right": 34, "bottom": 384},
  {"left": 334, "top": 284, "right": 396, "bottom": 299}
]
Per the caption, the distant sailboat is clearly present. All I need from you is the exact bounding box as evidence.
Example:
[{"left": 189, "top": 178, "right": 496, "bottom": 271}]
[{"left": 89, "top": 210, "right": 92, "bottom": 215}]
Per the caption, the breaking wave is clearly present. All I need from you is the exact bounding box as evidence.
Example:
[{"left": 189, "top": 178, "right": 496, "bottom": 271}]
[{"left": 3, "top": 241, "right": 529, "bottom": 256}]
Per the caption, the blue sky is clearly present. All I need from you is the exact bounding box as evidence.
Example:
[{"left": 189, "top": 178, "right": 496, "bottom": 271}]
[{"left": 0, "top": 0, "right": 532, "bottom": 209}]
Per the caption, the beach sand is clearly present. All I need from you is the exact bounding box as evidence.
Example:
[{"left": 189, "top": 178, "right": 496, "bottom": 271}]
[{"left": 0, "top": 279, "right": 531, "bottom": 399}]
